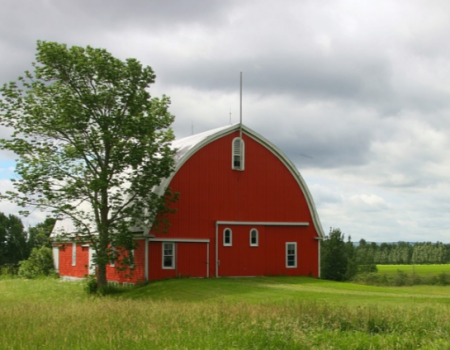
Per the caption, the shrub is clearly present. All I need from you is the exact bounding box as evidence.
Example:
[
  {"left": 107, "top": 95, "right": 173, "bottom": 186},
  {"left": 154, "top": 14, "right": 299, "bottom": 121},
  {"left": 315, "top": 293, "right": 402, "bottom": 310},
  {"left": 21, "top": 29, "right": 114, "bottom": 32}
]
[
  {"left": 18, "top": 246, "right": 55, "bottom": 279},
  {"left": 0, "top": 263, "right": 19, "bottom": 277},
  {"left": 84, "top": 274, "right": 98, "bottom": 294},
  {"left": 83, "top": 275, "right": 134, "bottom": 296},
  {"left": 436, "top": 272, "right": 450, "bottom": 286},
  {"left": 351, "top": 272, "right": 381, "bottom": 285},
  {"left": 392, "top": 270, "right": 408, "bottom": 286},
  {"left": 353, "top": 270, "right": 450, "bottom": 287}
]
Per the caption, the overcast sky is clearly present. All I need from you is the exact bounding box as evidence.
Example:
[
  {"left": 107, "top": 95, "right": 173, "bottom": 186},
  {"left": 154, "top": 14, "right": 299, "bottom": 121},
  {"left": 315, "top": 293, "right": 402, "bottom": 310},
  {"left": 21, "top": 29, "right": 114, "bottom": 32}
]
[{"left": 1, "top": 0, "right": 450, "bottom": 243}]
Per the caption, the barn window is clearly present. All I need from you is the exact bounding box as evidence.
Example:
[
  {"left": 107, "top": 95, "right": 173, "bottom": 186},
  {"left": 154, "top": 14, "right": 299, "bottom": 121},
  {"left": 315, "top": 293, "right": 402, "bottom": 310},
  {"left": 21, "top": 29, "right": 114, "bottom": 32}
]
[
  {"left": 232, "top": 137, "right": 245, "bottom": 171},
  {"left": 286, "top": 242, "right": 297, "bottom": 268},
  {"left": 250, "top": 229, "right": 258, "bottom": 247},
  {"left": 223, "top": 228, "right": 232, "bottom": 246},
  {"left": 72, "top": 243, "right": 76, "bottom": 266},
  {"left": 162, "top": 242, "right": 175, "bottom": 269}
]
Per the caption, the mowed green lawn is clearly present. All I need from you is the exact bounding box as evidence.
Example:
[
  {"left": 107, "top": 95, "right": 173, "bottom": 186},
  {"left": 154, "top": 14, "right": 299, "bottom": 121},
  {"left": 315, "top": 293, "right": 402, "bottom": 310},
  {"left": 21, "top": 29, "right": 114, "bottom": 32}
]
[
  {"left": 1, "top": 276, "right": 450, "bottom": 349},
  {"left": 377, "top": 264, "right": 450, "bottom": 276}
]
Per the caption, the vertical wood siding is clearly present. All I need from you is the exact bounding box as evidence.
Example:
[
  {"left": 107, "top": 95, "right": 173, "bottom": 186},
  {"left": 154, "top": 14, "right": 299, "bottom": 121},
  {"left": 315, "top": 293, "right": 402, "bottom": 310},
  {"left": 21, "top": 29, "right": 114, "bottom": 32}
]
[
  {"left": 148, "top": 242, "right": 208, "bottom": 280},
  {"left": 177, "top": 243, "right": 208, "bottom": 278},
  {"left": 151, "top": 130, "right": 320, "bottom": 279}
]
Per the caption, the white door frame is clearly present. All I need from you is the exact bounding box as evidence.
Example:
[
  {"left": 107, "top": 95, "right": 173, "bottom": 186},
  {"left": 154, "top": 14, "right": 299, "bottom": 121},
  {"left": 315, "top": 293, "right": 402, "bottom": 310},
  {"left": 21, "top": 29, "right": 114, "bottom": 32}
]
[{"left": 88, "top": 246, "right": 96, "bottom": 275}]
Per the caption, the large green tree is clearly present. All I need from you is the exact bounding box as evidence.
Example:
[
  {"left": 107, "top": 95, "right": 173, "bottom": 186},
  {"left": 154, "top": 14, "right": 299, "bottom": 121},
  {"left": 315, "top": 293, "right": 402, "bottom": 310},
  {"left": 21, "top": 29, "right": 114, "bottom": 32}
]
[
  {"left": 0, "top": 41, "right": 177, "bottom": 288},
  {"left": 27, "top": 217, "right": 56, "bottom": 250}
]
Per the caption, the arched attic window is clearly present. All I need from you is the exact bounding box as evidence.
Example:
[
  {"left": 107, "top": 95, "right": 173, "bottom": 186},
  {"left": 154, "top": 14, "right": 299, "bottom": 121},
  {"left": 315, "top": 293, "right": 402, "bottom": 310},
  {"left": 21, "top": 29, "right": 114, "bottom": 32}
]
[{"left": 232, "top": 137, "right": 245, "bottom": 171}]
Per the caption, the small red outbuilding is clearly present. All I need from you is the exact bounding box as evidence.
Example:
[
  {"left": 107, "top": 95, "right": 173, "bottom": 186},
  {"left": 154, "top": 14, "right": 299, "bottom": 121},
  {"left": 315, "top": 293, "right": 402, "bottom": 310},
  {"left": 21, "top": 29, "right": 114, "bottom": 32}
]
[{"left": 52, "top": 123, "right": 325, "bottom": 284}]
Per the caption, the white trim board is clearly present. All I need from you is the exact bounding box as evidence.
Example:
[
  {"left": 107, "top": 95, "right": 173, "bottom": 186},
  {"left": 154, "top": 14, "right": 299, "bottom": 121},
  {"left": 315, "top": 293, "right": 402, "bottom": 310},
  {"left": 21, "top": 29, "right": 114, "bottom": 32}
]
[
  {"left": 149, "top": 238, "right": 210, "bottom": 243},
  {"left": 216, "top": 221, "right": 309, "bottom": 226}
]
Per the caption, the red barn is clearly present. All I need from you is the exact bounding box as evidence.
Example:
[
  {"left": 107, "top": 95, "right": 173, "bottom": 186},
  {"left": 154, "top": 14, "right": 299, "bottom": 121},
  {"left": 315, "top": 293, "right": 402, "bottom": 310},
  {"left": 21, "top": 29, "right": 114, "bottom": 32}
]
[{"left": 52, "top": 124, "right": 325, "bottom": 284}]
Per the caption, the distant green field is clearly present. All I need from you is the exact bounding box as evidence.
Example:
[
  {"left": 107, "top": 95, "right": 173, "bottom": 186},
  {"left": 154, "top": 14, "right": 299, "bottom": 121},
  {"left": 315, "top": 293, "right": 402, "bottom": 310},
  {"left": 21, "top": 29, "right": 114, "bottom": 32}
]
[
  {"left": 1, "top": 277, "right": 450, "bottom": 349},
  {"left": 377, "top": 264, "right": 450, "bottom": 276}
]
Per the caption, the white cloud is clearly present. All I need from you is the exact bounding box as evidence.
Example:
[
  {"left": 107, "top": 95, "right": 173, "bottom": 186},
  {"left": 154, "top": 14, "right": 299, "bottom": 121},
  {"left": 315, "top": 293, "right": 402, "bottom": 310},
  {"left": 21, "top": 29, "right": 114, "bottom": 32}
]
[{"left": 0, "top": 179, "right": 48, "bottom": 227}]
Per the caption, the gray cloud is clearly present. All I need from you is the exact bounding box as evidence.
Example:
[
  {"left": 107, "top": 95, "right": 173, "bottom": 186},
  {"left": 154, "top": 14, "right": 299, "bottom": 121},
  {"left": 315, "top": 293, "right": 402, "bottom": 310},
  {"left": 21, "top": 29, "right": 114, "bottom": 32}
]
[{"left": 2, "top": 0, "right": 450, "bottom": 241}]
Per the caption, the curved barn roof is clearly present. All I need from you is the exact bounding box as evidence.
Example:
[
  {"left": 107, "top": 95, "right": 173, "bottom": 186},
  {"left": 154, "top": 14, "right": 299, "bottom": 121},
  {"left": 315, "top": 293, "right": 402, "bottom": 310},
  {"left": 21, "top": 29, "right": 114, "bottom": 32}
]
[
  {"left": 52, "top": 123, "right": 325, "bottom": 239},
  {"left": 155, "top": 123, "right": 325, "bottom": 238}
]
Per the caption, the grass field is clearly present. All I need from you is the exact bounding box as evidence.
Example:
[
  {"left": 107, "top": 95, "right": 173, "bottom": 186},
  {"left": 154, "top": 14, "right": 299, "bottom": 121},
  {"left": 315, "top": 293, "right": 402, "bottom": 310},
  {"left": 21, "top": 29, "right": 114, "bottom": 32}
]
[
  {"left": 377, "top": 264, "right": 450, "bottom": 276},
  {"left": 1, "top": 276, "right": 450, "bottom": 349}
]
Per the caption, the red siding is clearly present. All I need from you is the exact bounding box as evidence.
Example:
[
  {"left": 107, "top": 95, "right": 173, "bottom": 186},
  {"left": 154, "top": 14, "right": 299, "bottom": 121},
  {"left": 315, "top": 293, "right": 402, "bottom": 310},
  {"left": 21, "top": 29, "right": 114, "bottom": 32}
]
[
  {"left": 106, "top": 240, "right": 145, "bottom": 284},
  {"left": 148, "top": 242, "right": 208, "bottom": 280},
  {"left": 151, "top": 130, "right": 320, "bottom": 278},
  {"left": 217, "top": 225, "right": 318, "bottom": 277},
  {"left": 177, "top": 243, "right": 209, "bottom": 278},
  {"left": 57, "top": 241, "right": 146, "bottom": 284},
  {"left": 265, "top": 226, "right": 319, "bottom": 276},
  {"left": 149, "top": 242, "right": 174, "bottom": 280},
  {"left": 218, "top": 225, "right": 266, "bottom": 277},
  {"left": 58, "top": 243, "right": 89, "bottom": 278}
]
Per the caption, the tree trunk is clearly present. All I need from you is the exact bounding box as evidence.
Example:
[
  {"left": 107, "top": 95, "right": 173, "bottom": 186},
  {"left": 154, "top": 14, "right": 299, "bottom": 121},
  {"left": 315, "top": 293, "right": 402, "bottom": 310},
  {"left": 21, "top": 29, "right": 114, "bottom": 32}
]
[{"left": 97, "top": 262, "right": 107, "bottom": 290}]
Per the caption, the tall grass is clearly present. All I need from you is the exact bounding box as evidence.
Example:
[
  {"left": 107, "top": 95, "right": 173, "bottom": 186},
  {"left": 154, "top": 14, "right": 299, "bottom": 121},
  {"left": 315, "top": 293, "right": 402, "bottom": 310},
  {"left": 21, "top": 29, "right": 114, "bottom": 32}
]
[
  {"left": 2, "top": 298, "right": 450, "bottom": 349},
  {"left": 1, "top": 277, "right": 450, "bottom": 349}
]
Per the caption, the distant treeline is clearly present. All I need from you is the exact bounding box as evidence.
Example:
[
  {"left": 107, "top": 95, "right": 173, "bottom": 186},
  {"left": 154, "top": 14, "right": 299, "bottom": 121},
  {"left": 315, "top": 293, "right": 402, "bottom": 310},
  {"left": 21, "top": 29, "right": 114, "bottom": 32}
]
[
  {"left": 320, "top": 229, "right": 450, "bottom": 282},
  {"left": 356, "top": 240, "right": 450, "bottom": 265}
]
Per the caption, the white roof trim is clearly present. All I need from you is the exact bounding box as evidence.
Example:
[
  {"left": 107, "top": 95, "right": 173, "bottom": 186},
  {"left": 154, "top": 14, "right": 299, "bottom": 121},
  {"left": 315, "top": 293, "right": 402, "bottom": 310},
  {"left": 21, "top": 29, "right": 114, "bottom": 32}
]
[
  {"left": 149, "top": 238, "right": 210, "bottom": 243},
  {"left": 216, "top": 221, "right": 309, "bottom": 227}
]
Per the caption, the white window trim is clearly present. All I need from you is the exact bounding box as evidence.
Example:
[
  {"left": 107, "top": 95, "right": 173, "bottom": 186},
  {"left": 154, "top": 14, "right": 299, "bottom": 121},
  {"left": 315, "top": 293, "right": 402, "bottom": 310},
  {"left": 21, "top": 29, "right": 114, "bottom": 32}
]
[
  {"left": 162, "top": 242, "right": 175, "bottom": 269},
  {"left": 72, "top": 243, "right": 76, "bottom": 266},
  {"left": 223, "top": 228, "right": 232, "bottom": 246},
  {"left": 232, "top": 137, "right": 245, "bottom": 171},
  {"left": 130, "top": 249, "right": 135, "bottom": 268},
  {"left": 250, "top": 228, "right": 259, "bottom": 247},
  {"left": 110, "top": 245, "right": 115, "bottom": 267},
  {"left": 286, "top": 242, "right": 297, "bottom": 268}
]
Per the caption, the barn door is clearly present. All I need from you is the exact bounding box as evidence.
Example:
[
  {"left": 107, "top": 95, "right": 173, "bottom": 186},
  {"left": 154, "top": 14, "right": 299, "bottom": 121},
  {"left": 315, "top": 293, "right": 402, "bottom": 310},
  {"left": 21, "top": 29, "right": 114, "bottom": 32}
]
[
  {"left": 218, "top": 225, "right": 265, "bottom": 277},
  {"left": 176, "top": 242, "right": 209, "bottom": 278}
]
